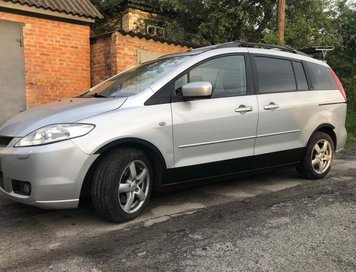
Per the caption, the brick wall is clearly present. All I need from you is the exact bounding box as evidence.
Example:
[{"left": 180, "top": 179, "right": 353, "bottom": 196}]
[
  {"left": 0, "top": 12, "right": 91, "bottom": 108},
  {"left": 91, "top": 32, "right": 191, "bottom": 86},
  {"left": 91, "top": 35, "right": 113, "bottom": 87}
]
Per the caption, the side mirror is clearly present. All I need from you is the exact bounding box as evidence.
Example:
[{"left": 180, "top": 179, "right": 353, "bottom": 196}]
[{"left": 182, "top": 82, "right": 212, "bottom": 98}]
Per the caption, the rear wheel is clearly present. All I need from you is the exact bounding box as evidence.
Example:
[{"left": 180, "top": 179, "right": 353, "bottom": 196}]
[
  {"left": 297, "top": 132, "right": 334, "bottom": 179},
  {"left": 91, "top": 148, "right": 152, "bottom": 223}
]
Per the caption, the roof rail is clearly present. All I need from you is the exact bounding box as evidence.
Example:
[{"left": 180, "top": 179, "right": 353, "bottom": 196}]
[
  {"left": 187, "top": 40, "right": 309, "bottom": 56},
  {"left": 300, "top": 46, "right": 334, "bottom": 55}
]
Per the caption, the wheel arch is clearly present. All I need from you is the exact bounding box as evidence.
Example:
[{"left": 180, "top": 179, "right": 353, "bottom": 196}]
[
  {"left": 311, "top": 123, "right": 337, "bottom": 148},
  {"left": 80, "top": 138, "right": 167, "bottom": 200}
]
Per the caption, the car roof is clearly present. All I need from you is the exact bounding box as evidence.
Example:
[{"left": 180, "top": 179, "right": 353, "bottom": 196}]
[{"left": 160, "top": 40, "right": 329, "bottom": 67}]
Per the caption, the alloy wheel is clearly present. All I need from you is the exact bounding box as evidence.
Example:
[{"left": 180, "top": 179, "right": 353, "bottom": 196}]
[
  {"left": 118, "top": 160, "right": 150, "bottom": 213},
  {"left": 311, "top": 139, "right": 333, "bottom": 174}
]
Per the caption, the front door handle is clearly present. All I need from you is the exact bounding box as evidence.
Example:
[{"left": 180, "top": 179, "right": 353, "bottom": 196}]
[
  {"left": 235, "top": 105, "right": 253, "bottom": 113},
  {"left": 264, "top": 102, "right": 279, "bottom": 110}
]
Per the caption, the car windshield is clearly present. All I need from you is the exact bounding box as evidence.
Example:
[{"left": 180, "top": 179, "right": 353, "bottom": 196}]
[{"left": 81, "top": 56, "right": 190, "bottom": 98}]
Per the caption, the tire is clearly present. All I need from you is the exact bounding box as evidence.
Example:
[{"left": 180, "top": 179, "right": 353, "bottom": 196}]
[
  {"left": 297, "top": 131, "right": 334, "bottom": 180},
  {"left": 91, "top": 148, "right": 153, "bottom": 223}
]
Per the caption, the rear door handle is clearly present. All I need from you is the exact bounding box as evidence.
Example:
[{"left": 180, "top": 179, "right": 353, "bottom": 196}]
[
  {"left": 264, "top": 102, "right": 279, "bottom": 110},
  {"left": 235, "top": 105, "right": 253, "bottom": 113}
]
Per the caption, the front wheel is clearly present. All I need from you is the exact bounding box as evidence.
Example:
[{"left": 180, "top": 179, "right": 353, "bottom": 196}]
[
  {"left": 91, "top": 148, "right": 153, "bottom": 223},
  {"left": 297, "top": 131, "right": 334, "bottom": 179}
]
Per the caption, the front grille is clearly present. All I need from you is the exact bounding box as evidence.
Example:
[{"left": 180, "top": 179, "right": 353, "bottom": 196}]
[{"left": 0, "top": 136, "right": 14, "bottom": 147}]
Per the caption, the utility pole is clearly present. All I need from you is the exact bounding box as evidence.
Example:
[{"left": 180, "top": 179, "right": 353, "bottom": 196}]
[{"left": 278, "top": 0, "right": 286, "bottom": 45}]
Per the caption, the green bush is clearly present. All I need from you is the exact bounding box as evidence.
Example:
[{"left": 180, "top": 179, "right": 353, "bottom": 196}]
[
  {"left": 344, "top": 80, "right": 356, "bottom": 136},
  {"left": 347, "top": 107, "right": 356, "bottom": 136}
]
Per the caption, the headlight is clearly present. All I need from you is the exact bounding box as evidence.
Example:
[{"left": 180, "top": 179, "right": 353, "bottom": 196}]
[{"left": 14, "top": 124, "right": 95, "bottom": 147}]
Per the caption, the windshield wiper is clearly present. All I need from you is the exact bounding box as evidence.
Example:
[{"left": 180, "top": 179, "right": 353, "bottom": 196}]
[
  {"left": 74, "top": 90, "right": 90, "bottom": 98},
  {"left": 90, "top": 93, "right": 110, "bottom": 98}
]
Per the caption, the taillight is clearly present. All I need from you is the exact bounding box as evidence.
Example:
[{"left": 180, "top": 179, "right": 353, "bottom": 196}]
[{"left": 330, "top": 68, "right": 347, "bottom": 101}]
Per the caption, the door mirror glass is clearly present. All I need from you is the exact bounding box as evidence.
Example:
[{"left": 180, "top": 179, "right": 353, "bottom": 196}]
[{"left": 182, "top": 82, "right": 213, "bottom": 98}]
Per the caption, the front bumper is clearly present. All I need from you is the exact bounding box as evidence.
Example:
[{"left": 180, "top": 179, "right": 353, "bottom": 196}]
[{"left": 0, "top": 139, "right": 98, "bottom": 209}]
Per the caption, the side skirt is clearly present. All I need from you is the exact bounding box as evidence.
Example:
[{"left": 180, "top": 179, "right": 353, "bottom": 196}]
[{"left": 161, "top": 148, "right": 305, "bottom": 189}]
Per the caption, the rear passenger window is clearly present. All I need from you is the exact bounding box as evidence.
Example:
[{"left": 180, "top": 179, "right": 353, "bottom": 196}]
[
  {"left": 304, "top": 62, "right": 337, "bottom": 90},
  {"left": 293, "top": 62, "right": 308, "bottom": 90},
  {"left": 255, "top": 57, "right": 296, "bottom": 93}
]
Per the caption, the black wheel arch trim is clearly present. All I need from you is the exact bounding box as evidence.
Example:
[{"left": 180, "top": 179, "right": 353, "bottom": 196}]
[
  {"left": 92, "top": 138, "right": 167, "bottom": 191},
  {"left": 80, "top": 138, "right": 167, "bottom": 198},
  {"left": 94, "top": 138, "right": 166, "bottom": 166},
  {"left": 310, "top": 123, "right": 336, "bottom": 147},
  {"left": 313, "top": 123, "right": 335, "bottom": 132}
]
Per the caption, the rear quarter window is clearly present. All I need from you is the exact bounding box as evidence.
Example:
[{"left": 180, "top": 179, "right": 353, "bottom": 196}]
[{"left": 304, "top": 62, "right": 337, "bottom": 90}]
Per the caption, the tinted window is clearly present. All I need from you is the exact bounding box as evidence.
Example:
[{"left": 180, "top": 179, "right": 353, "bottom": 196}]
[
  {"left": 304, "top": 62, "right": 337, "bottom": 90},
  {"left": 175, "top": 55, "right": 247, "bottom": 98},
  {"left": 255, "top": 57, "right": 296, "bottom": 93},
  {"left": 293, "top": 62, "right": 309, "bottom": 90}
]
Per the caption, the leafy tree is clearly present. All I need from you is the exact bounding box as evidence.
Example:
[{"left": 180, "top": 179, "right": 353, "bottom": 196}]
[
  {"left": 158, "top": 0, "right": 277, "bottom": 44},
  {"left": 91, "top": 0, "right": 125, "bottom": 33},
  {"left": 328, "top": 1, "right": 356, "bottom": 82},
  {"left": 264, "top": 0, "right": 341, "bottom": 49},
  {"left": 92, "top": 0, "right": 278, "bottom": 44},
  {"left": 327, "top": 1, "right": 356, "bottom": 134}
]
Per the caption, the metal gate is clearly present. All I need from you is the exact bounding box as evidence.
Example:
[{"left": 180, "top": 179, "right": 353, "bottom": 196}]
[{"left": 0, "top": 20, "right": 26, "bottom": 126}]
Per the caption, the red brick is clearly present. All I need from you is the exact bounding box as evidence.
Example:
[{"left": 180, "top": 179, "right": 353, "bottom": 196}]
[
  {"left": 90, "top": 32, "right": 191, "bottom": 86},
  {"left": 0, "top": 12, "right": 91, "bottom": 108}
]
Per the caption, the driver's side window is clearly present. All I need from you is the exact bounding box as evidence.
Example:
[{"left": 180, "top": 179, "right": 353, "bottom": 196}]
[{"left": 174, "top": 55, "right": 247, "bottom": 98}]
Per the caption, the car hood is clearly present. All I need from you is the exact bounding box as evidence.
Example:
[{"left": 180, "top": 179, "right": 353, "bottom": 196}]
[{"left": 0, "top": 97, "right": 127, "bottom": 137}]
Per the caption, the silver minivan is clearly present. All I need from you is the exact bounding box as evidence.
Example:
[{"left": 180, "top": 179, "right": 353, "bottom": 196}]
[{"left": 0, "top": 42, "right": 347, "bottom": 222}]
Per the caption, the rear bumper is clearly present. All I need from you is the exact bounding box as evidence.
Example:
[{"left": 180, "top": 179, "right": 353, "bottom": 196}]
[{"left": 0, "top": 139, "right": 98, "bottom": 209}]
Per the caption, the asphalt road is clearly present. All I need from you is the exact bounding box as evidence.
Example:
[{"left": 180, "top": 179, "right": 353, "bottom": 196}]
[{"left": 0, "top": 151, "right": 355, "bottom": 272}]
